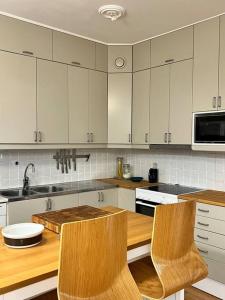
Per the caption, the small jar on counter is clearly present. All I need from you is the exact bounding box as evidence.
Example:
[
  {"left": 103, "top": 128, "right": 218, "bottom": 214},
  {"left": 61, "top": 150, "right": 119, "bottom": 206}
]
[{"left": 123, "top": 164, "right": 131, "bottom": 179}]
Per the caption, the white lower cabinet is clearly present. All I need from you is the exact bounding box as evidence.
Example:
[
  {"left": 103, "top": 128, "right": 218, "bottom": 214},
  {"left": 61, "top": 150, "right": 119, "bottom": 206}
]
[
  {"left": 78, "top": 189, "right": 118, "bottom": 208},
  {"left": 47, "top": 194, "right": 79, "bottom": 211},
  {"left": 117, "top": 188, "right": 136, "bottom": 212}
]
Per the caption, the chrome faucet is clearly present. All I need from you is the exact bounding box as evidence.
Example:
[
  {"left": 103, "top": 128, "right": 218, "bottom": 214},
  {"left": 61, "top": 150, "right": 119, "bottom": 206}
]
[{"left": 22, "top": 163, "right": 35, "bottom": 193}]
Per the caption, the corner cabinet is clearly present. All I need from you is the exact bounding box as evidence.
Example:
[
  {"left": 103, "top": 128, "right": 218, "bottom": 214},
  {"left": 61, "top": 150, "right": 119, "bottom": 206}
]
[
  {"left": 68, "top": 67, "right": 108, "bottom": 144},
  {"left": 108, "top": 73, "right": 132, "bottom": 144},
  {"left": 37, "top": 59, "right": 68, "bottom": 144},
  {"left": 150, "top": 59, "right": 193, "bottom": 145},
  {"left": 0, "top": 51, "right": 36, "bottom": 143},
  {"left": 132, "top": 70, "right": 150, "bottom": 145}
]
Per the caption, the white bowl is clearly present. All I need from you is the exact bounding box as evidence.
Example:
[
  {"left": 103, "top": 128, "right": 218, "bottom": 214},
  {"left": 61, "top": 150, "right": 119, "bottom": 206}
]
[{"left": 2, "top": 223, "right": 44, "bottom": 248}]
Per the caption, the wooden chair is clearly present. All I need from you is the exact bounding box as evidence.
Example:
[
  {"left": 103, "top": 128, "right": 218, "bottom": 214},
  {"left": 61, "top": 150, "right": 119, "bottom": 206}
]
[
  {"left": 58, "top": 210, "right": 142, "bottom": 300},
  {"left": 129, "top": 201, "right": 208, "bottom": 300}
]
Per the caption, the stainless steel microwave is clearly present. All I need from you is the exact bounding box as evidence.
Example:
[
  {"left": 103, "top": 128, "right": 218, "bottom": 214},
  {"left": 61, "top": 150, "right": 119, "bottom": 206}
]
[{"left": 193, "top": 111, "right": 225, "bottom": 145}]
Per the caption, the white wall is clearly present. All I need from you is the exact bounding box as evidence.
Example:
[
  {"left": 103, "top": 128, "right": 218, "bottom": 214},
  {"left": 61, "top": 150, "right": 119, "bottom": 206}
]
[{"left": 0, "top": 148, "right": 225, "bottom": 191}]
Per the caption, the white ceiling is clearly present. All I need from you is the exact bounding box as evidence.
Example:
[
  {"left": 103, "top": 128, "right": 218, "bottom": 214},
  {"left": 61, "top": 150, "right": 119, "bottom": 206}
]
[{"left": 0, "top": 0, "right": 225, "bottom": 44}]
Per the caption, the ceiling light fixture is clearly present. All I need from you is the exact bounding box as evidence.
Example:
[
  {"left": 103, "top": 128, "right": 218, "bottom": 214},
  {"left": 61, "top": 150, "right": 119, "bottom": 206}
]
[{"left": 98, "top": 5, "right": 126, "bottom": 22}]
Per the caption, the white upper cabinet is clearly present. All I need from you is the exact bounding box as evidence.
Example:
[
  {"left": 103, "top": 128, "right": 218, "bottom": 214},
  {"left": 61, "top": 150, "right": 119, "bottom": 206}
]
[
  {"left": 150, "top": 65, "right": 170, "bottom": 144},
  {"left": 108, "top": 45, "right": 132, "bottom": 73},
  {"left": 108, "top": 73, "right": 132, "bottom": 144},
  {"left": 133, "top": 40, "right": 151, "bottom": 72},
  {"left": 0, "top": 15, "right": 52, "bottom": 60},
  {"left": 37, "top": 60, "right": 68, "bottom": 144},
  {"left": 95, "top": 43, "right": 108, "bottom": 72},
  {"left": 193, "top": 18, "right": 219, "bottom": 112},
  {"left": 169, "top": 60, "right": 193, "bottom": 145},
  {"left": 132, "top": 70, "right": 150, "bottom": 145},
  {"left": 0, "top": 51, "right": 36, "bottom": 143},
  {"left": 89, "top": 70, "right": 108, "bottom": 143},
  {"left": 219, "top": 15, "right": 225, "bottom": 110},
  {"left": 68, "top": 66, "right": 89, "bottom": 143},
  {"left": 53, "top": 31, "right": 95, "bottom": 69},
  {"left": 151, "top": 26, "right": 193, "bottom": 68}
]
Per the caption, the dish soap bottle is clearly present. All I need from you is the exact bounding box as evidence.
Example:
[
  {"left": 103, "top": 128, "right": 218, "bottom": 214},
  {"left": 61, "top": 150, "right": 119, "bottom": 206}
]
[{"left": 148, "top": 162, "right": 158, "bottom": 183}]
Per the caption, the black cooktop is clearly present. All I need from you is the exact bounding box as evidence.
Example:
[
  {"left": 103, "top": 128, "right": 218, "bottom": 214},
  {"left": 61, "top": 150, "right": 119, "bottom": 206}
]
[{"left": 143, "top": 184, "right": 201, "bottom": 195}]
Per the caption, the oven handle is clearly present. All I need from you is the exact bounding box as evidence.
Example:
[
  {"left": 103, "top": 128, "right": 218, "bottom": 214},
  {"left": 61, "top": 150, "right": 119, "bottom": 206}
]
[{"left": 136, "top": 201, "right": 158, "bottom": 208}]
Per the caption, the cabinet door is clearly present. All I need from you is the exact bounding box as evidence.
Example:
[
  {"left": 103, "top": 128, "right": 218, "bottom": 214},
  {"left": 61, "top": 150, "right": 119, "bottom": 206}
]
[
  {"left": 98, "top": 189, "right": 118, "bottom": 207},
  {"left": 0, "top": 51, "right": 36, "bottom": 143},
  {"left": 37, "top": 60, "right": 68, "bottom": 143},
  {"left": 193, "top": 18, "right": 219, "bottom": 112},
  {"left": 89, "top": 71, "right": 108, "bottom": 143},
  {"left": 53, "top": 31, "right": 95, "bottom": 69},
  {"left": 7, "top": 198, "right": 48, "bottom": 224},
  {"left": 0, "top": 15, "right": 52, "bottom": 60},
  {"left": 50, "top": 194, "right": 79, "bottom": 211},
  {"left": 150, "top": 65, "right": 170, "bottom": 144},
  {"left": 133, "top": 40, "right": 151, "bottom": 72},
  {"left": 132, "top": 70, "right": 150, "bottom": 144},
  {"left": 108, "top": 73, "right": 132, "bottom": 144},
  {"left": 151, "top": 26, "right": 193, "bottom": 67},
  {"left": 169, "top": 60, "right": 193, "bottom": 144},
  {"left": 117, "top": 188, "right": 135, "bottom": 212},
  {"left": 78, "top": 191, "right": 99, "bottom": 207},
  {"left": 95, "top": 43, "right": 108, "bottom": 72},
  {"left": 68, "top": 66, "right": 89, "bottom": 143},
  {"left": 108, "top": 46, "right": 132, "bottom": 73},
  {"left": 219, "top": 15, "right": 225, "bottom": 110}
]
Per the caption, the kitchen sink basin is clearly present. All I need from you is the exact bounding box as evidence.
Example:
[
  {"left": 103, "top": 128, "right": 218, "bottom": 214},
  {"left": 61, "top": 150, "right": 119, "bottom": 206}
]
[
  {"left": 51, "top": 186, "right": 64, "bottom": 192},
  {"left": 22, "top": 190, "right": 37, "bottom": 196},
  {"left": 31, "top": 186, "right": 50, "bottom": 193},
  {"left": 0, "top": 189, "right": 20, "bottom": 197}
]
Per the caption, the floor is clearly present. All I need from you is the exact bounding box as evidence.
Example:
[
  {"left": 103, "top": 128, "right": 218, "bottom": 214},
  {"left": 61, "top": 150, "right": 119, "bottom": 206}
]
[{"left": 33, "top": 287, "right": 221, "bottom": 300}]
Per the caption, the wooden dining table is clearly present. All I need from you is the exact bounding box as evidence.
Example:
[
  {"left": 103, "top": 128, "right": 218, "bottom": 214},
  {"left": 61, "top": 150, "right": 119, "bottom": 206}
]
[{"left": 0, "top": 206, "right": 153, "bottom": 300}]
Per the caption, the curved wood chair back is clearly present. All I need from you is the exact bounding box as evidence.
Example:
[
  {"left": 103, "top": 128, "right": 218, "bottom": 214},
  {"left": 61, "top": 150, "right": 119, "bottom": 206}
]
[
  {"left": 151, "top": 201, "right": 208, "bottom": 298},
  {"left": 58, "top": 210, "right": 142, "bottom": 300}
]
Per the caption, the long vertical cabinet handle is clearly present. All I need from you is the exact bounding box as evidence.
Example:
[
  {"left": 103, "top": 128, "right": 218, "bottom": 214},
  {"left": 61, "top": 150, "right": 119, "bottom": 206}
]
[
  {"left": 38, "top": 131, "right": 42, "bottom": 143},
  {"left": 212, "top": 96, "right": 217, "bottom": 109},
  {"left": 87, "top": 133, "right": 90, "bottom": 143},
  {"left": 90, "top": 133, "right": 94, "bottom": 143},
  {"left": 164, "top": 133, "right": 168, "bottom": 143},
  {"left": 145, "top": 133, "right": 148, "bottom": 143},
  {"left": 128, "top": 133, "right": 132, "bottom": 143},
  {"left": 101, "top": 192, "right": 104, "bottom": 202},
  {"left": 98, "top": 192, "right": 101, "bottom": 202},
  {"left": 168, "top": 133, "right": 172, "bottom": 143},
  {"left": 217, "top": 96, "right": 222, "bottom": 109},
  {"left": 34, "top": 131, "right": 38, "bottom": 142}
]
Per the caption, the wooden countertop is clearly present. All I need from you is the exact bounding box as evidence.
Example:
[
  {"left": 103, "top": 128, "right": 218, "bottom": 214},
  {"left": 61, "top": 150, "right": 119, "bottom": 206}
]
[
  {"left": 97, "top": 178, "right": 159, "bottom": 190},
  {"left": 0, "top": 206, "right": 153, "bottom": 295},
  {"left": 179, "top": 190, "right": 225, "bottom": 207}
]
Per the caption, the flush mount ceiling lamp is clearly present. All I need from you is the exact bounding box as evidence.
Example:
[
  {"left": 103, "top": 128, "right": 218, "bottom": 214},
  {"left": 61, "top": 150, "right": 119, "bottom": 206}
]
[{"left": 98, "top": 5, "right": 126, "bottom": 22}]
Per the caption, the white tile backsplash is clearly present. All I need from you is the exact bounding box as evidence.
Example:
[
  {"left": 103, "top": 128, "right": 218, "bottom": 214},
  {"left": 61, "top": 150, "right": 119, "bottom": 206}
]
[{"left": 0, "top": 148, "right": 225, "bottom": 191}]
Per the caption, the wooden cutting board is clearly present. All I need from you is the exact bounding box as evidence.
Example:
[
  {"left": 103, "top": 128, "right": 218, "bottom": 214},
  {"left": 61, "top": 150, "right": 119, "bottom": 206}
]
[{"left": 32, "top": 205, "right": 111, "bottom": 234}]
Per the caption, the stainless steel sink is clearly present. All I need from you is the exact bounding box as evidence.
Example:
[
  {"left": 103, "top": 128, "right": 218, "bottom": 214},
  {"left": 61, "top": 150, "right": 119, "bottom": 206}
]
[
  {"left": 51, "top": 186, "right": 64, "bottom": 192},
  {"left": 31, "top": 186, "right": 50, "bottom": 193},
  {"left": 0, "top": 189, "right": 20, "bottom": 197}
]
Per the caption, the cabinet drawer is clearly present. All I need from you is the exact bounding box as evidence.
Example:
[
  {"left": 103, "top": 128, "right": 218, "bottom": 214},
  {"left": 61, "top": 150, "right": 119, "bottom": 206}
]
[
  {"left": 53, "top": 31, "right": 95, "bottom": 69},
  {"left": 151, "top": 26, "right": 193, "bottom": 67},
  {"left": 195, "top": 228, "right": 225, "bottom": 249},
  {"left": 195, "top": 215, "right": 225, "bottom": 235},
  {"left": 0, "top": 203, "right": 6, "bottom": 215},
  {"left": 204, "top": 257, "right": 225, "bottom": 284},
  {"left": 196, "top": 202, "right": 225, "bottom": 221},
  {"left": 0, "top": 15, "right": 52, "bottom": 60},
  {"left": 196, "top": 241, "right": 225, "bottom": 263}
]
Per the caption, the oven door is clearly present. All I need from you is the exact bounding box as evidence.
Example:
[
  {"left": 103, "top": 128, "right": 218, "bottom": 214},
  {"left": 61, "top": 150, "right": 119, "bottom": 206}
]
[{"left": 136, "top": 199, "right": 161, "bottom": 217}]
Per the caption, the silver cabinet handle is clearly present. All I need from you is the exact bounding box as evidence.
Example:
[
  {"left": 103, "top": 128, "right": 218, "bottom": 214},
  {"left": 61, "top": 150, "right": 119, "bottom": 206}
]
[
  {"left": 38, "top": 131, "right": 42, "bottom": 143},
  {"left": 218, "top": 96, "right": 222, "bottom": 109},
  {"left": 90, "top": 133, "right": 94, "bottom": 143},
  {"left": 46, "top": 199, "right": 51, "bottom": 211},
  {"left": 71, "top": 61, "right": 81, "bottom": 66},
  {"left": 164, "top": 133, "right": 168, "bottom": 143},
  {"left": 49, "top": 198, "right": 52, "bottom": 210},
  {"left": 101, "top": 192, "right": 104, "bottom": 202},
  {"left": 22, "top": 50, "right": 34, "bottom": 56},
  {"left": 197, "top": 234, "right": 209, "bottom": 240},
  {"left": 198, "top": 208, "right": 209, "bottom": 213},
  {"left": 198, "top": 248, "right": 209, "bottom": 254},
  {"left": 197, "top": 221, "right": 209, "bottom": 227},
  {"left": 168, "top": 132, "right": 172, "bottom": 143},
  {"left": 212, "top": 96, "right": 217, "bottom": 109},
  {"left": 98, "top": 192, "right": 101, "bottom": 202},
  {"left": 145, "top": 133, "right": 148, "bottom": 143},
  {"left": 165, "top": 59, "right": 174, "bottom": 63},
  {"left": 87, "top": 133, "right": 90, "bottom": 143},
  {"left": 128, "top": 133, "right": 132, "bottom": 143},
  {"left": 34, "top": 131, "right": 38, "bottom": 142}
]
